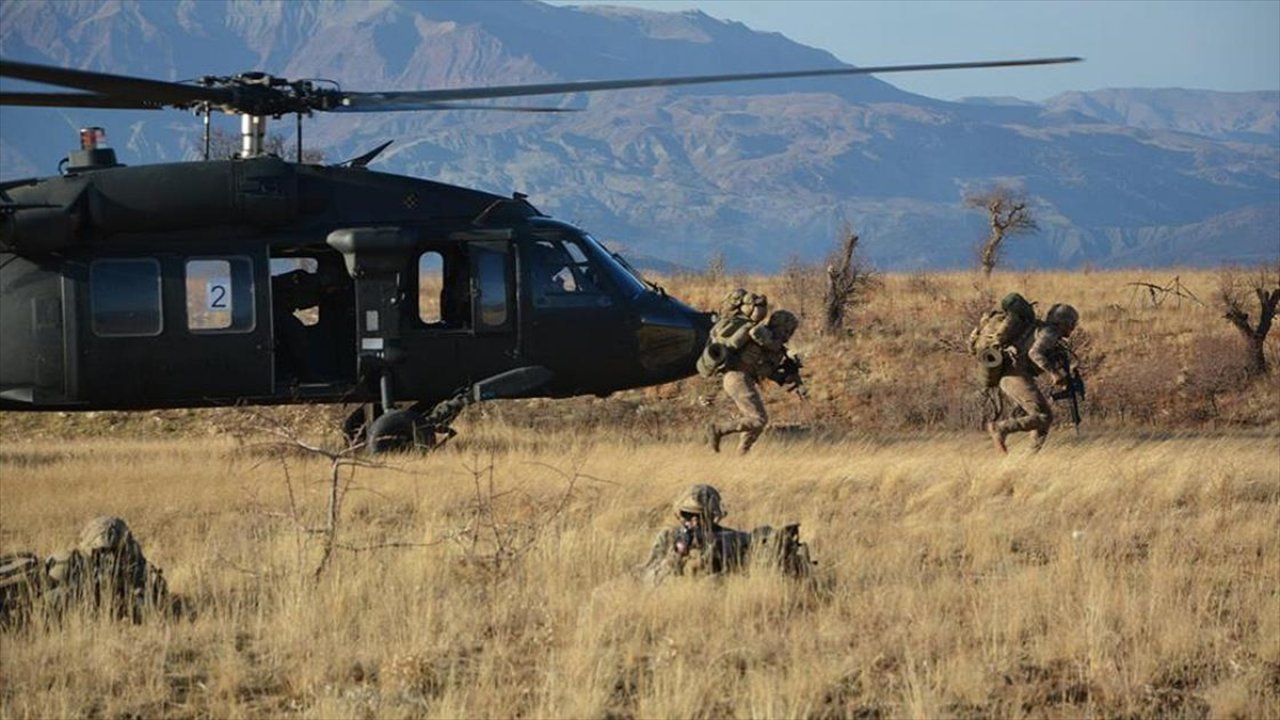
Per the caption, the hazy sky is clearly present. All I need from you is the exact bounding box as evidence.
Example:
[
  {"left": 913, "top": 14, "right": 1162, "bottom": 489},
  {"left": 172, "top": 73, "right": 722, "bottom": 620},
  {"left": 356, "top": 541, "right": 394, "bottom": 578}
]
[{"left": 551, "top": 0, "right": 1280, "bottom": 101}]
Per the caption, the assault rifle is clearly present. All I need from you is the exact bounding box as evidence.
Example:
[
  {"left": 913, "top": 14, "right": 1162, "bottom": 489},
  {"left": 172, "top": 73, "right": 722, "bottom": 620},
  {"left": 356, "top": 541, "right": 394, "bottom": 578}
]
[
  {"left": 674, "top": 525, "right": 705, "bottom": 556},
  {"left": 1049, "top": 356, "right": 1085, "bottom": 432},
  {"left": 769, "top": 353, "right": 808, "bottom": 399}
]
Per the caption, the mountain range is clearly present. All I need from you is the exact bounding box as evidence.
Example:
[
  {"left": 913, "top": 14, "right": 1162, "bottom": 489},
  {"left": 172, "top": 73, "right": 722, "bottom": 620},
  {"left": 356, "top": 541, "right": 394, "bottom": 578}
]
[{"left": 1, "top": 0, "right": 1276, "bottom": 271}]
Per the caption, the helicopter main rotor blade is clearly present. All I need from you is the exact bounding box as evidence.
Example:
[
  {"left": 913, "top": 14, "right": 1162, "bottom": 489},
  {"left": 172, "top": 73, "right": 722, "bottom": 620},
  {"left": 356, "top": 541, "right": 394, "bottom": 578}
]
[
  {"left": 0, "top": 55, "right": 1080, "bottom": 116},
  {"left": 0, "top": 91, "right": 165, "bottom": 109},
  {"left": 0, "top": 58, "right": 227, "bottom": 107},
  {"left": 334, "top": 100, "right": 580, "bottom": 113},
  {"left": 332, "top": 56, "right": 1081, "bottom": 111}
]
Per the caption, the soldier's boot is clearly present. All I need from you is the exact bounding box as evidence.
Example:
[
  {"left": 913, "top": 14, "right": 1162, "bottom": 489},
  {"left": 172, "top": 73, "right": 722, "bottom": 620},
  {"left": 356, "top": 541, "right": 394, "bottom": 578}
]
[
  {"left": 1029, "top": 430, "right": 1048, "bottom": 453},
  {"left": 986, "top": 421, "right": 1008, "bottom": 454},
  {"left": 738, "top": 427, "right": 762, "bottom": 455},
  {"left": 706, "top": 424, "right": 722, "bottom": 453}
]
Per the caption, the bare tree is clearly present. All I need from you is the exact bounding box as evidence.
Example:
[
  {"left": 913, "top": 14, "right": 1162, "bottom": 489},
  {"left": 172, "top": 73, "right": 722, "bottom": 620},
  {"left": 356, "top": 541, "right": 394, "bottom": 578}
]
[
  {"left": 1126, "top": 275, "right": 1204, "bottom": 309},
  {"left": 964, "top": 184, "right": 1039, "bottom": 277},
  {"left": 821, "top": 225, "right": 877, "bottom": 336},
  {"left": 1219, "top": 265, "right": 1280, "bottom": 376}
]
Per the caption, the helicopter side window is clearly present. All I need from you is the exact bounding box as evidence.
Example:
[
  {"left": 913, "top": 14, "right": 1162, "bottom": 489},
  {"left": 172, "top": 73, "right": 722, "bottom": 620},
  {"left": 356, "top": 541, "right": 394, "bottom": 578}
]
[
  {"left": 529, "top": 237, "right": 609, "bottom": 309},
  {"left": 472, "top": 241, "right": 512, "bottom": 331},
  {"left": 90, "top": 259, "right": 163, "bottom": 337},
  {"left": 418, "top": 249, "right": 471, "bottom": 328},
  {"left": 185, "top": 258, "right": 256, "bottom": 333}
]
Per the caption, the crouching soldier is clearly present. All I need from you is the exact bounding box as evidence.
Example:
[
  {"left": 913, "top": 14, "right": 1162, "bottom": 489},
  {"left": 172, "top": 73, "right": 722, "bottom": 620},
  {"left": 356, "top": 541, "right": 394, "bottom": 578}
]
[
  {"left": 0, "top": 516, "right": 171, "bottom": 627},
  {"left": 638, "top": 484, "right": 815, "bottom": 586}
]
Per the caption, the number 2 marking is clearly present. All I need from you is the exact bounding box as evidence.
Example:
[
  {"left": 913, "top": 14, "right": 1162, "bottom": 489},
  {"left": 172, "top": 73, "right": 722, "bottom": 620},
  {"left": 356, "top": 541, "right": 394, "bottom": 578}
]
[{"left": 209, "top": 284, "right": 227, "bottom": 309}]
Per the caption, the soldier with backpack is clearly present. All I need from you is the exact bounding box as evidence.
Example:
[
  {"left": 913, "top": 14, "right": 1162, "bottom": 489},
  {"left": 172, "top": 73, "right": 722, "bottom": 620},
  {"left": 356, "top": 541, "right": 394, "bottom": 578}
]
[
  {"left": 697, "top": 289, "right": 803, "bottom": 455},
  {"left": 969, "top": 294, "right": 1080, "bottom": 453}
]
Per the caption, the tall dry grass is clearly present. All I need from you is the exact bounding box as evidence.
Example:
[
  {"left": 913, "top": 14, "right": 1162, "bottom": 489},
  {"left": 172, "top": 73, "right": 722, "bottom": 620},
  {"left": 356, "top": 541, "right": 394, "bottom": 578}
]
[
  {"left": 1, "top": 426, "right": 1277, "bottom": 719},
  {"left": 1, "top": 267, "right": 1277, "bottom": 719}
]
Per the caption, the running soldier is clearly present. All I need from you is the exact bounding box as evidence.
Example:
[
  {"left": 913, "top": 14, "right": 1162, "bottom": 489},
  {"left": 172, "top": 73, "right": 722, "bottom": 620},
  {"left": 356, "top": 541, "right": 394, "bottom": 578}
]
[
  {"left": 975, "top": 302, "right": 1080, "bottom": 453},
  {"left": 703, "top": 301, "right": 802, "bottom": 455}
]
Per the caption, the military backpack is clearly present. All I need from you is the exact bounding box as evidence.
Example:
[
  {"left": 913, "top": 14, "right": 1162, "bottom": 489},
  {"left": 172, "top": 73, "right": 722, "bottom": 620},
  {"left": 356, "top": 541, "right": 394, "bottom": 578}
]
[
  {"left": 748, "top": 524, "right": 816, "bottom": 578},
  {"left": 969, "top": 292, "right": 1038, "bottom": 387},
  {"left": 697, "top": 288, "right": 768, "bottom": 378}
]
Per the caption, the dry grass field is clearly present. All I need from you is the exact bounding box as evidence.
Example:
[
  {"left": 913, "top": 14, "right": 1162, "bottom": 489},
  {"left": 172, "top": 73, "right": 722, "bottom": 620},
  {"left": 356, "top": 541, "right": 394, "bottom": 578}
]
[{"left": 1, "top": 268, "right": 1278, "bottom": 719}]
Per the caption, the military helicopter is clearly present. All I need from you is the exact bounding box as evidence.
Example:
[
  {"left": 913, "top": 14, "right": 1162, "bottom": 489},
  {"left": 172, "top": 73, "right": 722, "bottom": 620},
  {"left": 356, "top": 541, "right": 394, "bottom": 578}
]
[{"left": 0, "top": 55, "right": 1078, "bottom": 450}]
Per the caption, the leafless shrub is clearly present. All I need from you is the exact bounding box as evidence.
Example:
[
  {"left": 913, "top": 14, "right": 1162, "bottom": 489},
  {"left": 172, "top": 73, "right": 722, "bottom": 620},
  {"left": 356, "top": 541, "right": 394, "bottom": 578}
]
[
  {"left": 1090, "top": 360, "right": 1180, "bottom": 425},
  {"left": 704, "top": 250, "right": 727, "bottom": 286},
  {"left": 781, "top": 254, "right": 821, "bottom": 322},
  {"left": 1126, "top": 275, "right": 1203, "bottom": 309},
  {"left": 821, "top": 225, "right": 878, "bottom": 337},
  {"left": 228, "top": 408, "right": 431, "bottom": 580},
  {"left": 1218, "top": 265, "right": 1280, "bottom": 376},
  {"left": 905, "top": 270, "right": 948, "bottom": 302},
  {"left": 448, "top": 453, "right": 592, "bottom": 582},
  {"left": 1177, "top": 335, "right": 1255, "bottom": 422}
]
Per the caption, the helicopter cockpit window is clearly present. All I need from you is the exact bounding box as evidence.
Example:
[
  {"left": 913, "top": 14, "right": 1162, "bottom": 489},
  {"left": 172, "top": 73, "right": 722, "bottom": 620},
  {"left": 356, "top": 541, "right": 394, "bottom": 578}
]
[
  {"left": 529, "top": 236, "right": 609, "bottom": 308},
  {"left": 186, "top": 258, "right": 256, "bottom": 333},
  {"left": 90, "top": 259, "right": 163, "bottom": 337},
  {"left": 418, "top": 249, "right": 470, "bottom": 328}
]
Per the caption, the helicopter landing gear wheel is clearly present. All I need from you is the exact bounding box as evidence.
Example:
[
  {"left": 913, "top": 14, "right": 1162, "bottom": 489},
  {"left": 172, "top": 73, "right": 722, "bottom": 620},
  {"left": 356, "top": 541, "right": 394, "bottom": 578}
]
[{"left": 366, "top": 409, "right": 432, "bottom": 454}]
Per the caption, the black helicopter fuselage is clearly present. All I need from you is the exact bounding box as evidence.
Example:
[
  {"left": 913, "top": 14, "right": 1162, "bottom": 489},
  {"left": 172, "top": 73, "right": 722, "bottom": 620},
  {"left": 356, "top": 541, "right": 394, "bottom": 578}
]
[{"left": 0, "top": 155, "right": 709, "bottom": 413}]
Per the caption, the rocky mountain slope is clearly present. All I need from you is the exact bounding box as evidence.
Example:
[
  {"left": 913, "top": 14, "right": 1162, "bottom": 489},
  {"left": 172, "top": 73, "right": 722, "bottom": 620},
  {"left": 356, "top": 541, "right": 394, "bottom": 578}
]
[{"left": 1, "top": 0, "right": 1276, "bottom": 270}]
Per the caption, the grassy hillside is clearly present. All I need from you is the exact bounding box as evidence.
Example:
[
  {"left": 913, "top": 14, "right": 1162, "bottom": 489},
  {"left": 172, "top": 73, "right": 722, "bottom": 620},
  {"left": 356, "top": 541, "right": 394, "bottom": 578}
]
[{"left": 2, "top": 268, "right": 1276, "bottom": 446}]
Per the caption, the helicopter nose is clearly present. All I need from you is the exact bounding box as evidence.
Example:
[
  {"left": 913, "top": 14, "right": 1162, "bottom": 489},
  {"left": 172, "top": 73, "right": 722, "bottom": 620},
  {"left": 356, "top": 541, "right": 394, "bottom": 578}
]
[{"left": 634, "top": 299, "right": 711, "bottom": 381}]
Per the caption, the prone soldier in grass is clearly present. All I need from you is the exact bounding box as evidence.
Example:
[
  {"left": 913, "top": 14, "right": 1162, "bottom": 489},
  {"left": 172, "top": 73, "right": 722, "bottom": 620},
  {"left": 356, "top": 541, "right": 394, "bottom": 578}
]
[
  {"left": 639, "top": 484, "right": 814, "bottom": 586},
  {"left": 0, "top": 516, "right": 171, "bottom": 626}
]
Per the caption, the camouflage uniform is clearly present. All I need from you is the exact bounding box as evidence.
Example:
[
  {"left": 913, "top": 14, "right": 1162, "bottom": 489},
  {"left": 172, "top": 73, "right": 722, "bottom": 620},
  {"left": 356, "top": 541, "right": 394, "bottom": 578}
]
[
  {"left": 708, "top": 309, "right": 799, "bottom": 454},
  {"left": 638, "top": 485, "right": 814, "bottom": 585},
  {"left": 0, "top": 516, "right": 169, "bottom": 626},
  {"left": 986, "top": 303, "right": 1079, "bottom": 453}
]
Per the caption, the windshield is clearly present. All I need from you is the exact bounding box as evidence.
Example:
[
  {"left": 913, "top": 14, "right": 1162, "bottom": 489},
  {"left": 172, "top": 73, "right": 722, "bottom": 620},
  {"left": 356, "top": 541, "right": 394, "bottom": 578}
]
[
  {"left": 577, "top": 232, "right": 649, "bottom": 298},
  {"left": 607, "top": 246, "right": 658, "bottom": 291}
]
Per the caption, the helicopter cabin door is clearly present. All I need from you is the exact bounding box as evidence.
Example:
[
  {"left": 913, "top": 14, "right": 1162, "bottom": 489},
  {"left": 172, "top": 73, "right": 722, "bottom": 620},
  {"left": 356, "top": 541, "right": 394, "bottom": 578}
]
[
  {"left": 397, "top": 232, "right": 518, "bottom": 403},
  {"left": 74, "top": 250, "right": 274, "bottom": 408}
]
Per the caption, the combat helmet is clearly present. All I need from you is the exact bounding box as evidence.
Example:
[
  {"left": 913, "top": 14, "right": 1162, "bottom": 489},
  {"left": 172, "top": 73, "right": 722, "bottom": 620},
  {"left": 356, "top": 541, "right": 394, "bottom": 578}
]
[
  {"left": 1044, "top": 303, "right": 1079, "bottom": 332},
  {"left": 767, "top": 309, "right": 799, "bottom": 342},
  {"left": 673, "top": 484, "right": 726, "bottom": 521},
  {"left": 77, "top": 516, "right": 139, "bottom": 555}
]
